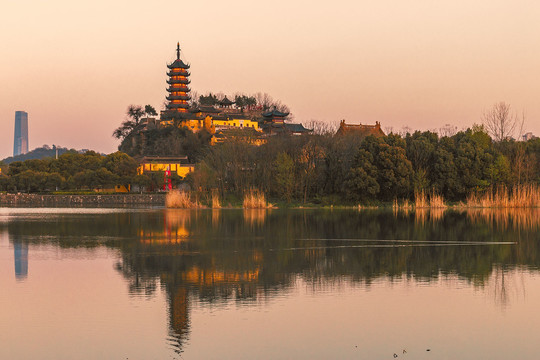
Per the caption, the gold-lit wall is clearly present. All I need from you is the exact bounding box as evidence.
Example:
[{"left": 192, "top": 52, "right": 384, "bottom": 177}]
[{"left": 137, "top": 163, "right": 194, "bottom": 178}]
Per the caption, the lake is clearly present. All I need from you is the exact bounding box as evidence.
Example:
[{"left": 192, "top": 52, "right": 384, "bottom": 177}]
[{"left": 1, "top": 207, "right": 539, "bottom": 359}]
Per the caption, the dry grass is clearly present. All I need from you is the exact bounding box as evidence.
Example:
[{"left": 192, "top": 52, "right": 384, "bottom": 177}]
[
  {"left": 429, "top": 193, "right": 447, "bottom": 209},
  {"left": 243, "top": 188, "right": 269, "bottom": 209},
  {"left": 414, "top": 190, "right": 447, "bottom": 209},
  {"left": 211, "top": 189, "right": 221, "bottom": 209},
  {"left": 392, "top": 199, "right": 412, "bottom": 214},
  {"left": 464, "top": 185, "right": 540, "bottom": 208},
  {"left": 415, "top": 191, "right": 429, "bottom": 209},
  {"left": 165, "top": 190, "right": 200, "bottom": 208}
]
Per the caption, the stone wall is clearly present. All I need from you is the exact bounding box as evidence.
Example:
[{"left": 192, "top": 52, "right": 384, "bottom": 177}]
[{"left": 0, "top": 193, "right": 166, "bottom": 207}]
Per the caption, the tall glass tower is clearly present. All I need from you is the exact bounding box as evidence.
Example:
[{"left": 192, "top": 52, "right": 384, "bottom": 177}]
[{"left": 13, "top": 111, "right": 29, "bottom": 156}]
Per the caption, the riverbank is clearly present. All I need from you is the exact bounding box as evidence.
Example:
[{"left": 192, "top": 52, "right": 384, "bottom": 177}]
[{"left": 0, "top": 193, "right": 166, "bottom": 207}]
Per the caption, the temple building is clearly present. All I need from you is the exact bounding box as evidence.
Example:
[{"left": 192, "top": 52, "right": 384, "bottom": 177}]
[
  {"left": 336, "top": 120, "right": 385, "bottom": 138},
  {"left": 259, "top": 108, "right": 312, "bottom": 136},
  {"left": 137, "top": 156, "right": 195, "bottom": 178}
]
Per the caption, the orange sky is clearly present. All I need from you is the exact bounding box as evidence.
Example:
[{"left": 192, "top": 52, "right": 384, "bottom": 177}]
[{"left": 2, "top": 0, "right": 540, "bottom": 158}]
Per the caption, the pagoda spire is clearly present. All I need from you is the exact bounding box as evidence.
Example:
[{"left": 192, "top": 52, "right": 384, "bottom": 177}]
[{"left": 176, "top": 42, "right": 180, "bottom": 60}]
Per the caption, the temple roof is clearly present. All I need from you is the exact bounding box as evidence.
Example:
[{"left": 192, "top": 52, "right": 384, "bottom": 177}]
[
  {"left": 262, "top": 108, "right": 289, "bottom": 118},
  {"left": 167, "top": 86, "right": 191, "bottom": 93},
  {"left": 335, "top": 120, "right": 385, "bottom": 137},
  {"left": 219, "top": 97, "right": 235, "bottom": 106},
  {"left": 285, "top": 123, "right": 312, "bottom": 133},
  {"left": 199, "top": 106, "right": 221, "bottom": 114},
  {"left": 166, "top": 95, "right": 191, "bottom": 101},
  {"left": 166, "top": 103, "right": 190, "bottom": 110},
  {"left": 139, "top": 156, "right": 188, "bottom": 163},
  {"left": 167, "top": 59, "right": 190, "bottom": 70},
  {"left": 167, "top": 78, "right": 191, "bottom": 85}
]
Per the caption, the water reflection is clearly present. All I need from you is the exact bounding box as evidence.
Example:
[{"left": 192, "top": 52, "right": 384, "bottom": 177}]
[
  {"left": 13, "top": 239, "right": 28, "bottom": 280},
  {"left": 4, "top": 208, "right": 540, "bottom": 356}
]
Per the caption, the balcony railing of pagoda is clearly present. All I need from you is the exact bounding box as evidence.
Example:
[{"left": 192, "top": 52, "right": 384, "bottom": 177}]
[
  {"left": 167, "top": 70, "right": 190, "bottom": 77},
  {"left": 166, "top": 78, "right": 191, "bottom": 85},
  {"left": 167, "top": 70, "right": 191, "bottom": 77},
  {"left": 166, "top": 104, "right": 190, "bottom": 109},
  {"left": 166, "top": 87, "right": 191, "bottom": 93},
  {"left": 166, "top": 95, "right": 192, "bottom": 101}
]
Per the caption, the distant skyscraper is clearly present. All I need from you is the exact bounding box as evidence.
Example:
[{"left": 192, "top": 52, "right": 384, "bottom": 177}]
[{"left": 13, "top": 111, "right": 29, "bottom": 156}]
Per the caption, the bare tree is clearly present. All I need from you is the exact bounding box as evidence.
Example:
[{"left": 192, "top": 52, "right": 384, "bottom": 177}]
[
  {"left": 305, "top": 119, "right": 338, "bottom": 135},
  {"left": 482, "top": 102, "right": 523, "bottom": 142},
  {"left": 439, "top": 124, "right": 457, "bottom": 137}
]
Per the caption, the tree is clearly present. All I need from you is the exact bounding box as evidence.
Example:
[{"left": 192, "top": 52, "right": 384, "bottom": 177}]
[
  {"left": 345, "top": 149, "right": 379, "bottom": 201},
  {"left": 482, "top": 102, "right": 522, "bottom": 142},
  {"left": 273, "top": 152, "right": 295, "bottom": 202},
  {"left": 144, "top": 105, "right": 157, "bottom": 117},
  {"left": 113, "top": 105, "right": 147, "bottom": 140}
]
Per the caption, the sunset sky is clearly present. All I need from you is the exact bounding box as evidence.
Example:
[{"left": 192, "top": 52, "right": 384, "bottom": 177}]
[{"left": 2, "top": 0, "right": 540, "bottom": 159}]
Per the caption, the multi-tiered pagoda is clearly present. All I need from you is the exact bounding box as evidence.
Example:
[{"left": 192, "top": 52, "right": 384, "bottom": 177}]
[{"left": 165, "top": 43, "right": 191, "bottom": 115}]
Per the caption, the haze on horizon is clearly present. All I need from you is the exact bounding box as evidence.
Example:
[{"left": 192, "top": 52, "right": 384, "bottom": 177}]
[{"left": 2, "top": 0, "right": 540, "bottom": 159}]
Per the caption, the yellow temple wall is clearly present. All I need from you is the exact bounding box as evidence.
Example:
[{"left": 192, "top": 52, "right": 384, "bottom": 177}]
[
  {"left": 213, "top": 118, "right": 260, "bottom": 130},
  {"left": 137, "top": 163, "right": 194, "bottom": 178}
]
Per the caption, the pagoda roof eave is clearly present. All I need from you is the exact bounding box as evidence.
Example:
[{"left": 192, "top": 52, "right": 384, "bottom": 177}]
[{"left": 167, "top": 59, "right": 190, "bottom": 69}]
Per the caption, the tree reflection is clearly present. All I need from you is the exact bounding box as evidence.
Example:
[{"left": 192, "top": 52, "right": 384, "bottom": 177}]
[{"left": 5, "top": 208, "right": 540, "bottom": 354}]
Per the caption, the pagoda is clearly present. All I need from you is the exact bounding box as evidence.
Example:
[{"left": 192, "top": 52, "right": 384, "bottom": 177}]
[{"left": 165, "top": 43, "right": 191, "bottom": 115}]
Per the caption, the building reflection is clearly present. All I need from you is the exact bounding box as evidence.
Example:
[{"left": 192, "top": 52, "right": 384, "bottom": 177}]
[{"left": 13, "top": 240, "right": 28, "bottom": 280}]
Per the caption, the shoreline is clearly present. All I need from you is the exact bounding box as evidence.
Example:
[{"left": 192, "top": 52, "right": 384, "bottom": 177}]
[
  {"left": 1, "top": 193, "right": 539, "bottom": 209},
  {"left": 0, "top": 193, "right": 166, "bottom": 207}
]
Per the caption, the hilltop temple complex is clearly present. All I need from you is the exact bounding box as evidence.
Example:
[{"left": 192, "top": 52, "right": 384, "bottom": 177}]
[
  {"left": 136, "top": 44, "right": 384, "bottom": 181},
  {"left": 158, "top": 43, "right": 311, "bottom": 140}
]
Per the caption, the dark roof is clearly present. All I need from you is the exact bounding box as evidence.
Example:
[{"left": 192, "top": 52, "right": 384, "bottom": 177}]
[
  {"left": 285, "top": 123, "right": 312, "bottom": 133},
  {"left": 166, "top": 95, "right": 191, "bottom": 101},
  {"left": 166, "top": 78, "right": 191, "bottom": 85},
  {"left": 166, "top": 86, "right": 191, "bottom": 93},
  {"left": 262, "top": 109, "right": 289, "bottom": 118},
  {"left": 166, "top": 103, "right": 191, "bottom": 110},
  {"left": 139, "top": 156, "right": 188, "bottom": 163},
  {"left": 167, "top": 59, "right": 190, "bottom": 70},
  {"left": 335, "top": 120, "right": 385, "bottom": 137},
  {"left": 228, "top": 114, "right": 247, "bottom": 119},
  {"left": 219, "top": 97, "right": 235, "bottom": 106},
  {"left": 160, "top": 111, "right": 192, "bottom": 120},
  {"left": 199, "top": 106, "right": 221, "bottom": 114}
]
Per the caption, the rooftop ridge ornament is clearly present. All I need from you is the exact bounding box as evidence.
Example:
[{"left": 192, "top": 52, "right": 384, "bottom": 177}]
[{"left": 176, "top": 42, "right": 180, "bottom": 60}]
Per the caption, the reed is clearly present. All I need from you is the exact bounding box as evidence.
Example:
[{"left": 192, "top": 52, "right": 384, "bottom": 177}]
[
  {"left": 414, "top": 190, "right": 429, "bottom": 209},
  {"left": 165, "top": 190, "right": 200, "bottom": 208},
  {"left": 243, "top": 188, "right": 268, "bottom": 209},
  {"left": 211, "top": 189, "right": 221, "bottom": 209},
  {"left": 465, "top": 185, "right": 540, "bottom": 208},
  {"left": 392, "top": 198, "right": 412, "bottom": 212},
  {"left": 429, "top": 192, "right": 447, "bottom": 209}
]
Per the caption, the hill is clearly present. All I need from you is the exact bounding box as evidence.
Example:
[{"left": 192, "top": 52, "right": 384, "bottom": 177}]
[{"left": 2, "top": 145, "right": 77, "bottom": 164}]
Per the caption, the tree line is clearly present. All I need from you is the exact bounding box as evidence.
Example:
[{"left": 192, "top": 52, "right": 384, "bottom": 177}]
[
  {"left": 0, "top": 151, "right": 162, "bottom": 193},
  {"left": 187, "top": 125, "right": 540, "bottom": 204}
]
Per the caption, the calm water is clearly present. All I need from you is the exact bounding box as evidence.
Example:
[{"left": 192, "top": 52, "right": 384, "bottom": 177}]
[{"left": 1, "top": 207, "right": 540, "bottom": 360}]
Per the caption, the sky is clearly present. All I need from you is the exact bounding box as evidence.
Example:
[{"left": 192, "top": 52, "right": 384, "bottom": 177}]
[{"left": 2, "top": 0, "right": 540, "bottom": 158}]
